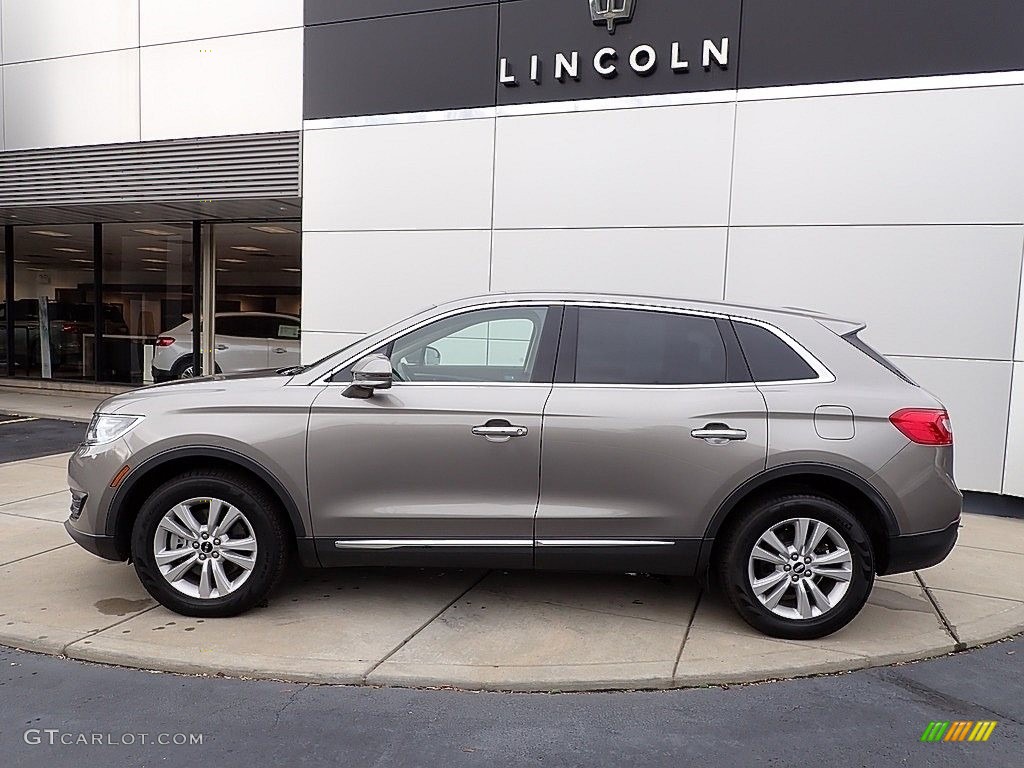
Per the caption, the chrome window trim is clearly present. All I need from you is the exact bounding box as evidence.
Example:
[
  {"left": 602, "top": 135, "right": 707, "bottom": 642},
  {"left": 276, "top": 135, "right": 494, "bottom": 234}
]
[
  {"left": 565, "top": 300, "right": 836, "bottom": 387},
  {"left": 317, "top": 298, "right": 835, "bottom": 387}
]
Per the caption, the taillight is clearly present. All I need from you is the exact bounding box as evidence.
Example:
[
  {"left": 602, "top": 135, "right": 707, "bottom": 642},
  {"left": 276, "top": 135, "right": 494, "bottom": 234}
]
[
  {"left": 155, "top": 336, "right": 175, "bottom": 347},
  {"left": 889, "top": 408, "right": 953, "bottom": 446},
  {"left": 61, "top": 323, "right": 79, "bottom": 333}
]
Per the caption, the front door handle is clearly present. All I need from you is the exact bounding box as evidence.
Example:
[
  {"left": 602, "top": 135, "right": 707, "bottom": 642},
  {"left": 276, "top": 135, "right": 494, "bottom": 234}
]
[
  {"left": 691, "top": 423, "right": 747, "bottom": 444},
  {"left": 272, "top": 347, "right": 287, "bottom": 354},
  {"left": 216, "top": 344, "right": 228, "bottom": 351},
  {"left": 472, "top": 419, "right": 528, "bottom": 442}
]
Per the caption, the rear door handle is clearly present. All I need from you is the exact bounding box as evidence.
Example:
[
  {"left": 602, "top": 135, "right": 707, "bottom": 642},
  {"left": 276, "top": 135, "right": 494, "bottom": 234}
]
[
  {"left": 691, "top": 423, "right": 747, "bottom": 443},
  {"left": 215, "top": 344, "right": 228, "bottom": 351},
  {"left": 272, "top": 347, "right": 287, "bottom": 354}
]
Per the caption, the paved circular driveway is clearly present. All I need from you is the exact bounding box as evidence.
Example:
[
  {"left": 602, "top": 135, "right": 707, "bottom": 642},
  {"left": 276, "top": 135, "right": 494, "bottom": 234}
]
[{"left": 2, "top": 453, "right": 1024, "bottom": 691}]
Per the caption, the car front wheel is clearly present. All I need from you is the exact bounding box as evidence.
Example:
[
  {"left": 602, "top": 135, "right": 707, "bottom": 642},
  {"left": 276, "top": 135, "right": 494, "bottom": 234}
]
[
  {"left": 718, "top": 494, "right": 874, "bottom": 640},
  {"left": 131, "top": 470, "right": 288, "bottom": 617}
]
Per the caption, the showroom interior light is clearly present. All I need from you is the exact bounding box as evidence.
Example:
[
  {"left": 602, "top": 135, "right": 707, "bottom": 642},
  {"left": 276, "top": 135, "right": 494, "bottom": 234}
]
[
  {"left": 133, "top": 228, "right": 177, "bottom": 236},
  {"left": 230, "top": 245, "right": 267, "bottom": 252},
  {"left": 30, "top": 230, "right": 71, "bottom": 238},
  {"left": 250, "top": 225, "right": 295, "bottom": 235},
  {"left": 54, "top": 247, "right": 85, "bottom": 253}
]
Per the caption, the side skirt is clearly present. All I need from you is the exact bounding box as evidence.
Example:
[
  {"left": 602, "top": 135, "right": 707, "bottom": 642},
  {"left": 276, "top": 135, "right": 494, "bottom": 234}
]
[{"left": 314, "top": 537, "right": 701, "bottom": 575}]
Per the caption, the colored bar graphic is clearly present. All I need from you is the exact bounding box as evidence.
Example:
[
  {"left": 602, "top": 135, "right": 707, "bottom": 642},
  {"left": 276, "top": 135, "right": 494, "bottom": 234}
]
[{"left": 921, "top": 720, "right": 997, "bottom": 743}]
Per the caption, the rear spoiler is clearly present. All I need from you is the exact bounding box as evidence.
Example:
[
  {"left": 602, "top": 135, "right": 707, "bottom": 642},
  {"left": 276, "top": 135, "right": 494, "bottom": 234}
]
[
  {"left": 779, "top": 305, "right": 865, "bottom": 336},
  {"left": 817, "top": 317, "right": 866, "bottom": 336}
]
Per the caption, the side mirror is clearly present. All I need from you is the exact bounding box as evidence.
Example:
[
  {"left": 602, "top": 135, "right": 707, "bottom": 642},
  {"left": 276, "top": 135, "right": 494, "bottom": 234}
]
[
  {"left": 343, "top": 354, "right": 393, "bottom": 399},
  {"left": 423, "top": 345, "right": 441, "bottom": 366}
]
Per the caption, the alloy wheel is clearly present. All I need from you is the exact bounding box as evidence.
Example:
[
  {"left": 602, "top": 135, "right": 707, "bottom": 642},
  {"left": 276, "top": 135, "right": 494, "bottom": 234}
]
[
  {"left": 153, "top": 497, "right": 258, "bottom": 599},
  {"left": 746, "top": 517, "right": 853, "bottom": 620}
]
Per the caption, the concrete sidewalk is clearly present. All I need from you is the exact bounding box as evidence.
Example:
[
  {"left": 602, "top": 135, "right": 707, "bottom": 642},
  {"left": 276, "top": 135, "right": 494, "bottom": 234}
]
[
  {"left": 1, "top": 453, "right": 1023, "bottom": 691},
  {"left": 0, "top": 384, "right": 111, "bottom": 422}
]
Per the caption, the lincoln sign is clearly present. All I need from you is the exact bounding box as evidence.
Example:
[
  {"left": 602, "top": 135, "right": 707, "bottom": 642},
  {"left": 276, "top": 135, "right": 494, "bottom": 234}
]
[{"left": 499, "top": 36, "right": 729, "bottom": 87}]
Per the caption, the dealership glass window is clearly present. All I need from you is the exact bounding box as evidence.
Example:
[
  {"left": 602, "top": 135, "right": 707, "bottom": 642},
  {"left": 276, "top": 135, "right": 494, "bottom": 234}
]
[
  {"left": 212, "top": 223, "right": 301, "bottom": 375},
  {"left": 0, "top": 232, "right": 6, "bottom": 374},
  {"left": 9, "top": 225, "right": 95, "bottom": 380},
  {"left": 101, "top": 224, "right": 194, "bottom": 384}
]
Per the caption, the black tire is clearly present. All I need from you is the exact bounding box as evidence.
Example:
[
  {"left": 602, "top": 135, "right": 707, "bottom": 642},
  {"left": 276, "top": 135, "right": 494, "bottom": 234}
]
[
  {"left": 131, "top": 470, "right": 289, "bottom": 617},
  {"left": 717, "top": 493, "right": 874, "bottom": 640},
  {"left": 170, "top": 355, "right": 222, "bottom": 379}
]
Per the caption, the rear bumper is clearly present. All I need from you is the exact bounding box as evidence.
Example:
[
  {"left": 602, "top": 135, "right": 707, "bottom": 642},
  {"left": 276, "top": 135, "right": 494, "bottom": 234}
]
[
  {"left": 151, "top": 366, "right": 175, "bottom": 383},
  {"left": 881, "top": 518, "right": 959, "bottom": 575},
  {"left": 64, "top": 520, "right": 124, "bottom": 561}
]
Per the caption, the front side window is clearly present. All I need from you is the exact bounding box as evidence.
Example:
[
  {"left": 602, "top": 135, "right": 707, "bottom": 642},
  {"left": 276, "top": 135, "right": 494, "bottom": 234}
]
[
  {"left": 388, "top": 306, "right": 549, "bottom": 383},
  {"left": 575, "top": 308, "right": 728, "bottom": 385}
]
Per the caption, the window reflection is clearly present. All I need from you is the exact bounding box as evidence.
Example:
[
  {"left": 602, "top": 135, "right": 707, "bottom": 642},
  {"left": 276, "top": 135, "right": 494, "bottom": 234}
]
[
  {"left": 10, "top": 225, "right": 95, "bottom": 380},
  {"left": 212, "top": 223, "right": 301, "bottom": 375},
  {"left": 102, "top": 224, "right": 193, "bottom": 384}
]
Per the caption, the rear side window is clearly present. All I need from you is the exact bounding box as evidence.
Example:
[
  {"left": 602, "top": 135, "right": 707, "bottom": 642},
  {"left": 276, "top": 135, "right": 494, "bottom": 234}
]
[
  {"left": 842, "top": 331, "right": 916, "bottom": 385},
  {"left": 217, "top": 315, "right": 263, "bottom": 338},
  {"left": 733, "top": 321, "right": 818, "bottom": 382},
  {"left": 575, "top": 308, "right": 727, "bottom": 385}
]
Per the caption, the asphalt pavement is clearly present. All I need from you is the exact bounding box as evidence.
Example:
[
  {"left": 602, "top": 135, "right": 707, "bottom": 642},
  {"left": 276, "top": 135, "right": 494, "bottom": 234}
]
[
  {"left": 1, "top": 637, "right": 1020, "bottom": 768},
  {"left": 0, "top": 415, "right": 84, "bottom": 464}
]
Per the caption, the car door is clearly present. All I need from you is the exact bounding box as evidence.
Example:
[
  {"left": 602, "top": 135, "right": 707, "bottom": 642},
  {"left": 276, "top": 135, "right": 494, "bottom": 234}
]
[
  {"left": 214, "top": 315, "right": 270, "bottom": 373},
  {"left": 267, "top": 317, "right": 301, "bottom": 368},
  {"left": 535, "top": 305, "right": 768, "bottom": 575},
  {"left": 307, "top": 303, "right": 562, "bottom": 569}
]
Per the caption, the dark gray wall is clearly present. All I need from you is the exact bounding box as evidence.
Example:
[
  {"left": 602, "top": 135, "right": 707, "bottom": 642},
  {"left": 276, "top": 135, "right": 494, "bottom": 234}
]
[{"left": 304, "top": 0, "right": 1024, "bottom": 120}]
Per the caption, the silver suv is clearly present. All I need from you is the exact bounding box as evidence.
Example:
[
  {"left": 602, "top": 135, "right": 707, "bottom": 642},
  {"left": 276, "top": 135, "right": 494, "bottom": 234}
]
[{"left": 65, "top": 294, "right": 961, "bottom": 639}]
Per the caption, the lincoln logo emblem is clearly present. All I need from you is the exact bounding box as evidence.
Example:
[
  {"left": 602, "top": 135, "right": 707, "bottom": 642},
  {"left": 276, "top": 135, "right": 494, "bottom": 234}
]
[{"left": 590, "top": 0, "right": 635, "bottom": 34}]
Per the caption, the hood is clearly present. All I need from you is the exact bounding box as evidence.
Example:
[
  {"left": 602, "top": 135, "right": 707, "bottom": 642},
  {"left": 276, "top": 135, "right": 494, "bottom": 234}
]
[{"left": 98, "top": 369, "right": 294, "bottom": 415}]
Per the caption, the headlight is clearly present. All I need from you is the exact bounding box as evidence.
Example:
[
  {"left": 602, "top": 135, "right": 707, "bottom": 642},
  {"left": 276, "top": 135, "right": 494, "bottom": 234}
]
[{"left": 84, "top": 414, "right": 144, "bottom": 445}]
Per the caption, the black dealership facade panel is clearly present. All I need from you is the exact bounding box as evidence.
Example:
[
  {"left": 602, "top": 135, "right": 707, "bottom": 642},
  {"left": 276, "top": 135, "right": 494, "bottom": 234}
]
[{"left": 304, "top": 0, "right": 1024, "bottom": 120}]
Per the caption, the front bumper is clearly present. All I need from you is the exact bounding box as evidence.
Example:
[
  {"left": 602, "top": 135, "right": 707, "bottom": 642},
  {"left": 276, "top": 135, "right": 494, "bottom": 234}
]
[
  {"left": 64, "top": 520, "right": 123, "bottom": 561},
  {"left": 881, "top": 518, "right": 959, "bottom": 575}
]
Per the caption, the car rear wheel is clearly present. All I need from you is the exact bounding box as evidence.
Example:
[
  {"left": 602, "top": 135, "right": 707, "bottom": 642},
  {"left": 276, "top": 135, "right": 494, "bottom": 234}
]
[
  {"left": 131, "top": 470, "right": 288, "bottom": 617},
  {"left": 170, "top": 356, "right": 221, "bottom": 379},
  {"left": 717, "top": 494, "right": 874, "bottom": 640}
]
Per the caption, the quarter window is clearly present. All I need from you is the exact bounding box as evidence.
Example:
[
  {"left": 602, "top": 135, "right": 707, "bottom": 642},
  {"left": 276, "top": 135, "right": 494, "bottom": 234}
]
[
  {"left": 733, "top": 322, "right": 818, "bottom": 382},
  {"left": 574, "top": 308, "right": 728, "bottom": 385},
  {"left": 388, "top": 306, "right": 549, "bottom": 383}
]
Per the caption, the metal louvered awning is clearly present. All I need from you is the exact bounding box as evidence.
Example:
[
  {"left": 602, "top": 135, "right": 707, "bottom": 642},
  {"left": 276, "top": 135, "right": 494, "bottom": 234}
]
[{"left": 0, "top": 132, "right": 301, "bottom": 223}]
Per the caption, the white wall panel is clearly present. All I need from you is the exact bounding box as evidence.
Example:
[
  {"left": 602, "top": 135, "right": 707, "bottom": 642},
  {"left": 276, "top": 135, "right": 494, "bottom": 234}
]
[
  {"left": 141, "top": 29, "right": 301, "bottom": 141},
  {"left": 731, "top": 86, "right": 1024, "bottom": 226},
  {"left": 303, "top": 119, "right": 496, "bottom": 232},
  {"left": 140, "top": 0, "right": 303, "bottom": 46},
  {"left": 726, "top": 225, "right": 1023, "bottom": 360},
  {"left": 493, "top": 103, "right": 735, "bottom": 229},
  {"left": 302, "top": 230, "right": 491, "bottom": 334},
  {"left": 3, "top": 50, "right": 140, "bottom": 149},
  {"left": 491, "top": 227, "right": 727, "bottom": 300},
  {"left": 1002, "top": 364, "right": 1024, "bottom": 496},
  {"left": 2, "top": 0, "right": 138, "bottom": 64},
  {"left": 890, "top": 356, "right": 1011, "bottom": 493},
  {"left": 300, "top": 331, "right": 366, "bottom": 366}
]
